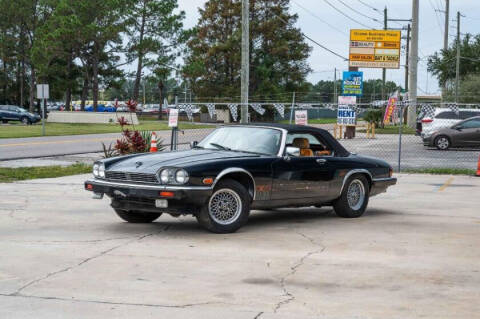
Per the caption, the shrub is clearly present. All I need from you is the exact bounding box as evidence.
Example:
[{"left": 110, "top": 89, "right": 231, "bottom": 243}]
[{"left": 363, "top": 109, "right": 383, "bottom": 128}]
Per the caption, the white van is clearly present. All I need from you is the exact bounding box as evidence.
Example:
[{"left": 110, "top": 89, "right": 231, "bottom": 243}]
[{"left": 420, "top": 108, "right": 480, "bottom": 138}]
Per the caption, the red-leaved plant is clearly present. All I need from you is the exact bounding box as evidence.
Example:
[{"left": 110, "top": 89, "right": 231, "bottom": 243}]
[{"left": 101, "top": 99, "right": 162, "bottom": 158}]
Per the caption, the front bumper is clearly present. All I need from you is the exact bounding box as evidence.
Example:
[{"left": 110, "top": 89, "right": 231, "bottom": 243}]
[
  {"left": 84, "top": 179, "right": 212, "bottom": 213},
  {"left": 370, "top": 177, "right": 397, "bottom": 196},
  {"left": 422, "top": 135, "right": 434, "bottom": 146}
]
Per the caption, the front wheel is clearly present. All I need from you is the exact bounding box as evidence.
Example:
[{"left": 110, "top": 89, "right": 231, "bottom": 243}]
[
  {"left": 196, "top": 179, "right": 251, "bottom": 233},
  {"left": 435, "top": 135, "right": 450, "bottom": 150},
  {"left": 333, "top": 175, "right": 369, "bottom": 218},
  {"left": 114, "top": 209, "right": 162, "bottom": 223}
]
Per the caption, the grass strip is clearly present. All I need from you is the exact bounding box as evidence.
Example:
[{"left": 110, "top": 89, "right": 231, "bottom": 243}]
[
  {"left": 0, "top": 121, "right": 212, "bottom": 139},
  {"left": 402, "top": 167, "right": 477, "bottom": 175},
  {"left": 0, "top": 163, "right": 91, "bottom": 182}
]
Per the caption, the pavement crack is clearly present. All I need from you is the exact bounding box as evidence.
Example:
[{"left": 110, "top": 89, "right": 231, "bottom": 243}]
[
  {"left": 0, "top": 293, "right": 222, "bottom": 309},
  {"left": 10, "top": 227, "right": 169, "bottom": 296},
  {"left": 253, "top": 311, "right": 264, "bottom": 319},
  {"left": 273, "top": 231, "right": 326, "bottom": 313}
]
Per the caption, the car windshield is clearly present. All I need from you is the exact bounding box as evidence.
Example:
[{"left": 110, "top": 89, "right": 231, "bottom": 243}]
[{"left": 197, "top": 126, "right": 282, "bottom": 156}]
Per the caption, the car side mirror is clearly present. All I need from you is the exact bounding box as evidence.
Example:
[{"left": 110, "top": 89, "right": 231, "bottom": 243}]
[
  {"left": 285, "top": 146, "right": 300, "bottom": 157},
  {"left": 190, "top": 141, "right": 198, "bottom": 149},
  {"left": 455, "top": 126, "right": 463, "bottom": 131}
]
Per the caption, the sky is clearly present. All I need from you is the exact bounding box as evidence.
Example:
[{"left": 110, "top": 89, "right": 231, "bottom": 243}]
[{"left": 175, "top": 0, "right": 480, "bottom": 96}]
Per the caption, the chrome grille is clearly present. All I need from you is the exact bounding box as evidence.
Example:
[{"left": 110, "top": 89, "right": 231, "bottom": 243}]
[{"left": 105, "top": 171, "right": 158, "bottom": 184}]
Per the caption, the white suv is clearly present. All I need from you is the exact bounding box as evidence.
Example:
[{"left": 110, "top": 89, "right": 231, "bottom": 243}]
[{"left": 420, "top": 108, "right": 480, "bottom": 138}]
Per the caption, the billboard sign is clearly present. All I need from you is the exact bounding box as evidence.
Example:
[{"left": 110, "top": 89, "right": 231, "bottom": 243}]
[
  {"left": 349, "top": 29, "right": 401, "bottom": 69},
  {"left": 342, "top": 71, "right": 363, "bottom": 96},
  {"left": 337, "top": 96, "right": 357, "bottom": 125}
]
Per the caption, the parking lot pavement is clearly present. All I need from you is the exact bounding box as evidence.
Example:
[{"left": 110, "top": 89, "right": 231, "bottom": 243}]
[{"left": 0, "top": 173, "right": 479, "bottom": 318}]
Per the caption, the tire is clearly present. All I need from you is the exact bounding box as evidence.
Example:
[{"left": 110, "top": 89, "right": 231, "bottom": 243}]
[
  {"left": 114, "top": 209, "right": 162, "bottom": 223},
  {"left": 333, "top": 175, "right": 369, "bottom": 218},
  {"left": 1, "top": 119, "right": 7, "bottom": 124},
  {"left": 20, "top": 117, "right": 31, "bottom": 125},
  {"left": 435, "top": 135, "right": 450, "bottom": 150},
  {"left": 196, "top": 179, "right": 250, "bottom": 233}
]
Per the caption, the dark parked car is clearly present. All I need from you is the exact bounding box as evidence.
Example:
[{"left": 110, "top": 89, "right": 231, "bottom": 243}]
[
  {"left": 423, "top": 116, "right": 480, "bottom": 150},
  {"left": 85, "top": 124, "right": 397, "bottom": 233},
  {"left": 0, "top": 105, "right": 41, "bottom": 124}
]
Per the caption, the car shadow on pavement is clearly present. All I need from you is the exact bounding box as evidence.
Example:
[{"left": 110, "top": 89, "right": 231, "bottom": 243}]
[{"left": 100, "top": 207, "right": 396, "bottom": 235}]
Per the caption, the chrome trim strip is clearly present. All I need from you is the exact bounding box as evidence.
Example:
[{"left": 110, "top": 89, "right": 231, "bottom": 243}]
[
  {"left": 86, "top": 179, "right": 212, "bottom": 191},
  {"left": 339, "top": 169, "right": 373, "bottom": 196},
  {"left": 212, "top": 167, "right": 257, "bottom": 200},
  {"left": 372, "top": 177, "right": 397, "bottom": 183}
]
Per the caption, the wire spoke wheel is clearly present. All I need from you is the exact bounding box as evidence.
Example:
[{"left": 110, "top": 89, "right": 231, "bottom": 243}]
[
  {"left": 208, "top": 188, "right": 242, "bottom": 225},
  {"left": 347, "top": 179, "right": 365, "bottom": 211}
]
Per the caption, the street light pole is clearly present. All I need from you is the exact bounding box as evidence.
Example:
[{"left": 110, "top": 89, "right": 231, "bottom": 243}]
[
  {"left": 455, "top": 11, "right": 461, "bottom": 103},
  {"left": 442, "top": 0, "right": 450, "bottom": 99},
  {"left": 240, "top": 0, "right": 249, "bottom": 123},
  {"left": 407, "top": 0, "right": 419, "bottom": 127}
]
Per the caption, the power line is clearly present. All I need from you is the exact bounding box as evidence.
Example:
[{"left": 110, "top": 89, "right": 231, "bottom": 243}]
[
  {"left": 356, "top": 0, "right": 382, "bottom": 15},
  {"left": 322, "top": 0, "right": 376, "bottom": 29},
  {"left": 335, "top": 0, "right": 383, "bottom": 24},
  {"left": 272, "top": 11, "right": 348, "bottom": 61},
  {"left": 291, "top": 0, "right": 348, "bottom": 37}
]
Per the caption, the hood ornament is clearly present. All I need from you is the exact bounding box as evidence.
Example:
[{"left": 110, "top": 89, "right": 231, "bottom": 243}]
[{"left": 135, "top": 161, "right": 143, "bottom": 168}]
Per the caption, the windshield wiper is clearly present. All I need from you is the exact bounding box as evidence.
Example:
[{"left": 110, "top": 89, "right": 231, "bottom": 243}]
[{"left": 209, "top": 143, "right": 232, "bottom": 151}]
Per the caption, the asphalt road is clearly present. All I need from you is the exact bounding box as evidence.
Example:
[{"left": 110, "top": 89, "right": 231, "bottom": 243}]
[
  {"left": 0, "top": 129, "right": 213, "bottom": 161},
  {"left": 0, "top": 126, "right": 478, "bottom": 170},
  {"left": 1, "top": 173, "right": 479, "bottom": 318}
]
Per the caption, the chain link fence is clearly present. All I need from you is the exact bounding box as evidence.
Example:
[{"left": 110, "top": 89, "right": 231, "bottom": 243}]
[{"left": 162, "top": 101, "right": 480, "bottom": 172}]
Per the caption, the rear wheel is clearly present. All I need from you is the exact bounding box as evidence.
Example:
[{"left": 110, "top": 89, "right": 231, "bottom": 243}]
[
  {"left": 20, "top": 117, "right": 31, "bottom": 125},
  {"left": 333, "top": 175, "right": 369, "bottom": 218},
  {"left": 196, "top": 179, "right": 250, "bottom": 233},
  {"left": 114, "top": 209, "right": 162, "bottom": 223},
  {"left": 435, "top": 135, "right": 450, "bottom": 150}
]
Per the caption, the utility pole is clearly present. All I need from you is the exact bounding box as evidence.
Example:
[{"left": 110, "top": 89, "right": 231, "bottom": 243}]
[
  {"left": 240, "top": 0, "right": 249, "bottom": 123},
  {"left": 455, "top": 11, "right": 461, "bottom": 103},
  {"left": 404, "top": 24, "right": 411, "bottom": 92},
  {"left": 442, "top": 0, "right": 450, "bottom": 98},
  {"left": 382, "top": 7, "right": 387, "bottom": 101},
  {"left": 333, "top": 68, "right": 337, "bottom": 104},
  {"left": 407, "top": 0, "right": 419, "bottom": 127}
]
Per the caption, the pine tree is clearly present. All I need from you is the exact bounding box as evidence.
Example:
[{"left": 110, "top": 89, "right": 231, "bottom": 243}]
[{"left": 183, "top": 0, "right": 311, "bottom": 102}]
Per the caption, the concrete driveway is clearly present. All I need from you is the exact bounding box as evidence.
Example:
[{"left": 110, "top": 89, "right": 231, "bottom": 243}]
[{"left": 0, "top": 173, "right": 479, "bottom": 318}]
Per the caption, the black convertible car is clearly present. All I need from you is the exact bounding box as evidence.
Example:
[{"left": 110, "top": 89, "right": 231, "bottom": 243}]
[{"left": 85, "top": 124, "right": 396, "bottom": 233}]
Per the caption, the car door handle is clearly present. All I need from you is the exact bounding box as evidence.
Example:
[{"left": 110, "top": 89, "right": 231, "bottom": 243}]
[{"left": 316, "top": 159, "right": 327, "bottom": 165}]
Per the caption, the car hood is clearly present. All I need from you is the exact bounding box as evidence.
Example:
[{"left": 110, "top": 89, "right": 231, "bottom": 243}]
[{"left": 106, "top": 149, "right": 261, "bottom": 174}]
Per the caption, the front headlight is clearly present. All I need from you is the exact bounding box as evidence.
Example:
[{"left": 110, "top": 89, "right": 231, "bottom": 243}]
[
  {"left": 93, "top": 163, "right": 99, "bottom": 177},
  {"left": 160, "top": 169, "right": 171, "bottom": 183},
  {"left": 159, "top": 168, "right": 189, "bottom": 185},
  {"left": 175, "top": 169, "right": 189, "bottom": 184},
  {"left": 98, "top": 164, "right": 105, "bottom": 178},
  {"left": 93, "top": 163, "right": 105, "bottom": 178}
]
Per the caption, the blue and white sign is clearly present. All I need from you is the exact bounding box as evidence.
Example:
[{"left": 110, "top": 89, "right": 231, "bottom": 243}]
[
  {"left": 342, "top": 71, "right": 363, "bottom": 96},
  {"left": 337, "top": 107, "right": 356, "bottom": 125},
  {"left": 337, "top": 96, "right": 357, "bottom": 125}
]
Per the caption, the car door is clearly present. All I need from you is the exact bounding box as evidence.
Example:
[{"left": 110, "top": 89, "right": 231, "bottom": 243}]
[
  {"left": 455, "top": 119, "right": 480, "bottom": 146},
  {"left": 271, "top": 133, "right": 333, "bottom": 202},
  {"left": 8, "top": 106, "right": 21, "bottom": 120}
]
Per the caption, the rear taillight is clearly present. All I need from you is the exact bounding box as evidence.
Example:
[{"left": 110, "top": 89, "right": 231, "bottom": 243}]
[{"left": 421, "top": 118, "right": 433, "bottom": 123}]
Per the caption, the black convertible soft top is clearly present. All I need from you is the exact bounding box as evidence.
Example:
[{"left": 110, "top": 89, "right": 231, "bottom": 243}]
[{"left": 239, "top": 123, "right": 351, "bottom": 157}]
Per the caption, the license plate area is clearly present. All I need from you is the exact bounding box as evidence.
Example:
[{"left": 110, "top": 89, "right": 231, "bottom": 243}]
[{"left": 155, "top": 199, "right": 168, "bottom": 208}]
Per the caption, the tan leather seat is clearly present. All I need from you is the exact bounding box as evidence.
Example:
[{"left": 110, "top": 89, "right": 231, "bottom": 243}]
[
  {"left": 292, "top": 138, "right": 313, "bottom": 157},
  {"left": 315, "top": 150, "right": 331, "bottom": 156}
]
